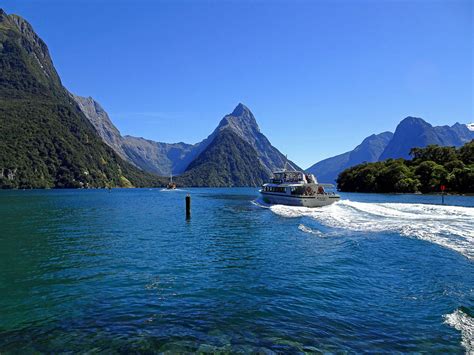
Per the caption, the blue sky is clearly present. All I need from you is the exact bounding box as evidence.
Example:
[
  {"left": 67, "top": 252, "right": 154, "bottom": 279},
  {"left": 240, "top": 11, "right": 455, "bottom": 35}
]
[{"left": 3, "top": 0, "right": 472, "bottom": 168}]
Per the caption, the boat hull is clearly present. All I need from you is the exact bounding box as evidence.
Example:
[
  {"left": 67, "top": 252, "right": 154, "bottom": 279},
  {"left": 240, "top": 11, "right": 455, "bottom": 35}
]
[{"left": 260, "top": 192, "right": 340, "bottom": 207}]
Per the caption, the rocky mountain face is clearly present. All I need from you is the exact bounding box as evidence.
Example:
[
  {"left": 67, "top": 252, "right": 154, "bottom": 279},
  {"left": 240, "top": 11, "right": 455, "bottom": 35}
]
[
  {"left": 72, "top": 94, "right": 129, "bottom": 160},
  {"left": 379, "top": 117, "right": 474, "bottom": 160},
  {"left": 75, "top": 96, "right": 298, "bottom": 182},
  {"left": 307, "top": 132, "right": 393, "bottom": 183},
  {"left": 308, "top": 117, "right": 474, "bottom": 183},
  {"left": 72, "top": 95, "right": 201, "bottom": 175},
  {"left": 121, "top": 136, "right": 199, "bottom": 176},
  {"left": 0, "top": 10, "right": 163, "bottom": 188}
]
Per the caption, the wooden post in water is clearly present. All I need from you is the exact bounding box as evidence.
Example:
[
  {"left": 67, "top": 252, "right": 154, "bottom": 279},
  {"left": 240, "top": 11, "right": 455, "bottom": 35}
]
[{"left": 186, "top": 194, "right": 191, "bottom": 220}]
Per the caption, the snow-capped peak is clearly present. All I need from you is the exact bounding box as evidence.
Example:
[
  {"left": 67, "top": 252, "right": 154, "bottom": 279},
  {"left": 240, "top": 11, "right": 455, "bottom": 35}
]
[{"left": 467, "top": 123, "right": 474, "bottom": 132}]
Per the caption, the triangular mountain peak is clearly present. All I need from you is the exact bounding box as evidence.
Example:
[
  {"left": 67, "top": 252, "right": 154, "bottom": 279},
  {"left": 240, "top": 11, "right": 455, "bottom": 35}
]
[
  {"left": 231, "top": 102, "right": 251, "bottom": 116},
  {"left": 218, "top": 103, "right": 260, "bottom": 134}
]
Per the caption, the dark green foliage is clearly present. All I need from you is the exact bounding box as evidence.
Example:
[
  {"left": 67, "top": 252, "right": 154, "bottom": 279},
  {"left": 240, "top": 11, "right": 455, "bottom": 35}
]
[
  {"left": 175, "top": 128, "right": 270, "bottom": 187},
  {"left": 0, "top": 11, "right": 165, "bottom": 189},
  {"left": 413, "top": 161, "right": 447, "bottom": 193},
  {"left": 337, "top": 141, "right": 474, "bottom": 193},
  {"left": 376, "top": 160, "right": 419, "bottom": 193},
  {"left": 458, "top": 141, "right": 474, "bottom": 165},
  {"left": 410, "top": 145, "right": 457, "bottom": 165}
]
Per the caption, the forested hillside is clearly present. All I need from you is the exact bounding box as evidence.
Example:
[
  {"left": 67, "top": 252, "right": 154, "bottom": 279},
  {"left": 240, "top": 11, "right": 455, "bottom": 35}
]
[{"left": 0, "top": 10, "right": 165, "bottom": 188}]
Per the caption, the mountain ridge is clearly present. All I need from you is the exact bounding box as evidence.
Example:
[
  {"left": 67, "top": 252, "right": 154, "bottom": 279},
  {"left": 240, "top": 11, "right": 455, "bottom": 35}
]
[
  {"left": 74, "top": 96, "right": 300, "bottom": 178},
  {"left": 379, "top": 117, "right": 474, "bottom": 160}
]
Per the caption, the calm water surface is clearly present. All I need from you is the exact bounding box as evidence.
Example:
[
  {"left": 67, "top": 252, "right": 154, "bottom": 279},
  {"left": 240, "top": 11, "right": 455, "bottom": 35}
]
[{"left": 0, "top": 188, "right": 473, "bottom": 353}]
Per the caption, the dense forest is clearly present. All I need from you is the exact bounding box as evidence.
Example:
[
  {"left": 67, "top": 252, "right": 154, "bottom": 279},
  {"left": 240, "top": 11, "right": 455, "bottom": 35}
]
[{"left": 336, "top": 141, "right": 474, "bottom": 194}]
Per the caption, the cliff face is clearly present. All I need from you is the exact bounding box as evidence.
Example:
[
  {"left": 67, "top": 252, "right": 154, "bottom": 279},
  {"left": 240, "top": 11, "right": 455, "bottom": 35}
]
[{"left": 72, "top": 95, "right": 129, "bottom": 160}]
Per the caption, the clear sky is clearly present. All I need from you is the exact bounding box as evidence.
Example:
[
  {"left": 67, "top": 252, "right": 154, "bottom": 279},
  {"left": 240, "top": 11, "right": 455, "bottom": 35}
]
[{"left": 3, "top": 0, "right": 473, "bottom": 168}]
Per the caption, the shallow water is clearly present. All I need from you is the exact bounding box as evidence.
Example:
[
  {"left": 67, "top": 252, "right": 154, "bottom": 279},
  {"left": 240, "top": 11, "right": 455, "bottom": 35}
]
[{"left": 0, "top": 189, "right": 473, "bottom": 353}]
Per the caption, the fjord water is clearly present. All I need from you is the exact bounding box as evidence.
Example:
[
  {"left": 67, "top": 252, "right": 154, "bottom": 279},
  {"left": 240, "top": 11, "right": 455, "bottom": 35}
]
[{"left": 0, "top": 189, "right": 473, "bottom": 353}]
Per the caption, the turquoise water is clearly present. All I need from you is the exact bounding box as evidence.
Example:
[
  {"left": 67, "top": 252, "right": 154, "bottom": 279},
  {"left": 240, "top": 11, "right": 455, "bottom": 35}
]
[{"left": 0, "top": 188, "right": 473, "bottom": 353}]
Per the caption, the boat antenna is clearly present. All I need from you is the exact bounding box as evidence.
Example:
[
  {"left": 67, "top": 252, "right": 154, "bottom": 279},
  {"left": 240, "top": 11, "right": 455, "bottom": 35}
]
[
  {"left": 284, "top": 155, "right": 288, "bottom": 171},
  {"left": 284, "top": 155, "right": 297, "bottom": 171}
]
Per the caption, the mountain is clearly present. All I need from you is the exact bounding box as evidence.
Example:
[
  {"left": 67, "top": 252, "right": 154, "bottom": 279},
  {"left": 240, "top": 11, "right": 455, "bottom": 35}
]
[
  {"left": 75, "top": 95, "right": 299, "bottom": 179},
  {"left": 379, "top": 117, "right": 474, "bottom": 160},
  {"left": 72, "top": 95, "right": 202, "bottom": 176},
  {"left": 307, "top": 132, "right": 393, "bottom": 183},
  {"left": 176, "top": 128, "right": 270, "bottom": 187},
  {"left": 175, "top": 104, "right": 299, "bottom": 186},
  {"left": 0, "top": 10, "right": 163, "bottom": 188},
  {"left": 210, "top": 103, "right": 300, "bottom": 174},
  {"left": 307, "top": 116, "right": 474, "bottom": 183},
  {"left": 121, "top": 136, "right": 199, "bottom": 175},
  {"left": 72, "top": 95, "right": 129, "bottom": 160}
]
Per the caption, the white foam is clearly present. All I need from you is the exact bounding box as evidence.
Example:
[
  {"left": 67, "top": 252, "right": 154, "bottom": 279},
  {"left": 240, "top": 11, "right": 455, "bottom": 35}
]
[
  {"left": 268, "top": 200, "right": 474, "bottom": 260},
  {"left": 298, "top": 224, "right": 324, "bottom": 236},
  {"left": 444, "top": 309, "right": 474, "bottom": 353},
  {"left": 251, "top": 199, "right": 271, "bottom": 209}
]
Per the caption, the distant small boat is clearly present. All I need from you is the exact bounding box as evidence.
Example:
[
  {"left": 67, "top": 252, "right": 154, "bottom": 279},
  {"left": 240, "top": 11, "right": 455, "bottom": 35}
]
[
  {"left": 166, "top": 174, "right": 177, "bottom": 190},
  {"left": 260, "top": 168, "right": 340, "bottom": 208}
]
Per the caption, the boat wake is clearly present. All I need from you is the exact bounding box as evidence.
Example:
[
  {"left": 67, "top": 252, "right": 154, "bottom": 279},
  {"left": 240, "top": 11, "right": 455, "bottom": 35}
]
[
  {"left": 267, "top": 200, "right": 474, "bottom": 260},
  {"left": 160, "top": 188, "right": 187, "bottom": 192},
  {"left": 444, "top": 308, "right": 474, "bottom": 353},
  {"left": 298, "top": 224, "right": 325, "bottom": 237}
]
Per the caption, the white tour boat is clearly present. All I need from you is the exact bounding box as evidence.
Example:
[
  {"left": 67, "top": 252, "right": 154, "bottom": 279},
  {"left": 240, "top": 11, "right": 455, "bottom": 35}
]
[{"left": 260, "top": 170, "right": 340, "bottom": 207}]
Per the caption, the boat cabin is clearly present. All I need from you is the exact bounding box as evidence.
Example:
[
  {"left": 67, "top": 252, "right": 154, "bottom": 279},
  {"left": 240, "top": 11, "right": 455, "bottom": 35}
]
[
  {"left": 262, "top": 171, "right": 329, "bottom": 197},
  {"left": 270, "top": 171, "right": 317, "bottom": 185}
]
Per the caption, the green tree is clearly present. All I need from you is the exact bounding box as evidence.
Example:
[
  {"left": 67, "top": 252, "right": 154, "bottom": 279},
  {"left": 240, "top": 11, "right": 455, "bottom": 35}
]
[
  {"left": 449, "top": 165, "right": 474, "bottom": 193},
  {"left": 410, "top": 145, "right": 457, "bottom": 165},
  {"left": 458, "top": 140, "right": 474, "bottom": 165},
  {"left": 414, "top": 161, "right": 448, "bottom": 193},
  {"left": 376, "top": 160, "right": 418, "bottom": 193}
]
